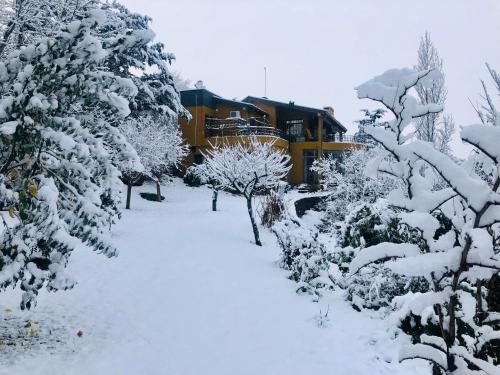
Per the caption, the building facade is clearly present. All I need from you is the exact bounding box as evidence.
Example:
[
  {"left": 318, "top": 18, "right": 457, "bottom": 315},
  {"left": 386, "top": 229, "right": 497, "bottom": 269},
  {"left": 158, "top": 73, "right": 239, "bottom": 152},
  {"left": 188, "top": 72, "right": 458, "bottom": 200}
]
[{"left": 178, "top": 88, "right": 362, "bottom": 185}]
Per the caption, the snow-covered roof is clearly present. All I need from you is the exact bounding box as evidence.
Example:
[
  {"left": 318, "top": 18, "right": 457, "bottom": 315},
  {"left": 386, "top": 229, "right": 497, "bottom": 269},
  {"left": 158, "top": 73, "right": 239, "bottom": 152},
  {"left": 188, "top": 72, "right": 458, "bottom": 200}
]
[
  {"left": 242, "top": 96, "right": 348, "bottom": 132},
  {"left": 180, "top": 89, "right": 268, "bottom": 116}
]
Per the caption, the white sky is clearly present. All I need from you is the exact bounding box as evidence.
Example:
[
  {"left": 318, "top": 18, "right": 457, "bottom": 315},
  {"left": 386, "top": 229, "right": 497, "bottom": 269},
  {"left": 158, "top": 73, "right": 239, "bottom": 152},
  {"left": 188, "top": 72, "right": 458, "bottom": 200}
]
[{"left": 122, "top": 0, "right": 499, "bottom": 156}]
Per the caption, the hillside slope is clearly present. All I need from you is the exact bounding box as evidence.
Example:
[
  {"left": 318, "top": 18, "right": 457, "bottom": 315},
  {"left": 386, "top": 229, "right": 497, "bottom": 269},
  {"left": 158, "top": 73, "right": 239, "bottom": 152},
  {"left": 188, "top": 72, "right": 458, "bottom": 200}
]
[{"left": 0, "top": 181, "right": 428, "bottom": 374}]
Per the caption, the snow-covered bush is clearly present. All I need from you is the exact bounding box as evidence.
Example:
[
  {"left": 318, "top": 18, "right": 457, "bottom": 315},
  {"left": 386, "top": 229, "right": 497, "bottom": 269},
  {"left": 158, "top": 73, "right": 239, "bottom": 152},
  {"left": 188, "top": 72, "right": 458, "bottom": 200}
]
[
  {"left": 273, "top": 219, "right": 334, "bottom": 298},
  {"left": 312, "top": 147, "right": 396, "bottom": 226},
  {"left": 200, "top": 137, "right": 291, "bottom": 245},
  {"left": 335, "top": 202, "right": 429, "bottom": 310},
  {"left": 260, "top": 181, "right": 287, "bottom": 228},
  {"left": 350, "top": 66, "right": 500, "bottom": 373},
  {"left": 346, "top": 263, "right": 429, "bottom": 311}
]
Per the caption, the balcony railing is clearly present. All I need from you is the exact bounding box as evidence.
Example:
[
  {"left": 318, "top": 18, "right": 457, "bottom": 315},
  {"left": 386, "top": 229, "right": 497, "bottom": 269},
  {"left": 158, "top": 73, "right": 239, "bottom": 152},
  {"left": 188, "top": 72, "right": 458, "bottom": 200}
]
[
  {"left": 322, "top": 134, "right": 362, "bottom": 144},
  {"left": 205, "top": 118, "right": 285, "bottom": 139}
]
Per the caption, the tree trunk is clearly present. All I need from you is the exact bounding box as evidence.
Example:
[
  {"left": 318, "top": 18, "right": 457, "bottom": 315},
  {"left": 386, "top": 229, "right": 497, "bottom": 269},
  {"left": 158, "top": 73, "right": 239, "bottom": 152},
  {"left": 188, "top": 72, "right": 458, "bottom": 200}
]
[
  {"left": 246, "top": 196, "right": 261, "bottom": 246},
  {"left": 156, "top": 180, "right": 162, "bottom": 202},
  {"left": 212, "top": 189, "right": 218, "bottom": 211},
  {"left": 126, "top": 184, "right": 132, "bottom": 209}
]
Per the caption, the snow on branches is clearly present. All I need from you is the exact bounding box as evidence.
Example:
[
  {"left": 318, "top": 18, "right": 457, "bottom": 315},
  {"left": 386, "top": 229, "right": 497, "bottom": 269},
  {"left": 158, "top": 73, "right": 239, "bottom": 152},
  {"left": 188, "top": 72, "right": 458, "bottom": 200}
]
[
  {"left": 352, "top": 66, "right": 500, "bottom": 373},
  {"left": 312, "top": 147, "right": 396, "bottom": 224},
  {"left": 0, "top": 3, "right": 185, "bottom": 310},
  {"left": 199, "top": 137, "right": 290, "bottom": 246},
  {"left": 121, "top": 115, "right": 187, "bottom": 203}
]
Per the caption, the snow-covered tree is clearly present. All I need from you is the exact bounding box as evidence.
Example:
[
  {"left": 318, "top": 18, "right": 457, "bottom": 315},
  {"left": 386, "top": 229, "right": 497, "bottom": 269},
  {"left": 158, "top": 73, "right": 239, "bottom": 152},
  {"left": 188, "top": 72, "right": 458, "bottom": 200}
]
[
  {"left": 98, "top": 1, "right": 189, "bottom": 197},
  {"left": 0, "top": 8, "right": 147, "bottom": 309},
  {"left": 121, "top": 115, "right": 187, "bottom": 205},
  {"left": 351, "top": 67, "right": 500, "bottom": 373},
  {"left": 201, "top": 137, "right": 290, "bottom": 246},
  {"left": 415, "top": 32, "right": 455, "bottom": 155},
  {"left": 99, "top": 1, "right": 186, "bottom": 120}
]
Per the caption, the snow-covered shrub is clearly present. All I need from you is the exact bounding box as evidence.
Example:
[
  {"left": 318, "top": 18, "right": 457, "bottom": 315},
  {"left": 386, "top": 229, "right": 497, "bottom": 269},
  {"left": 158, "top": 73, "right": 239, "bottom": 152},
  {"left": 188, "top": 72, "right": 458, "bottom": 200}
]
[
  {"left": 273, "top": 219, "right": 334, "bottom": 297},
  {"left": 312, "top": 147, "right": 396, "bottom": 226},
  {"left": 200, "top": 137, "right": 291, "bottom": 245},
  {"left": 260, "top": 182, "right": 287, "bottom": 228},
  {"left": 350, "top": 66, "right": 500, "bottom": 373},
  {"left": 183, "top": 166, "right": 204, "bottom": 187},
  {"left": 335, "top": 202, "right": 429, "bottom": 310},
  {"left": 346, "top": 262, "right": 429, "bottom": 311}
]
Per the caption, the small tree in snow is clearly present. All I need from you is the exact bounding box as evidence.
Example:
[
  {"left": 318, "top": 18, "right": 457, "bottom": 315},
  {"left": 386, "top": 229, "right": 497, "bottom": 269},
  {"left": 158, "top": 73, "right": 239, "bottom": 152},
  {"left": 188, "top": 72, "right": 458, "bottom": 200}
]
[
  {"left": 121, "top": 115, "right": 187, "bottom": 205},
  {"left": 201, "top": 138, "right": 290, "bottom": 246},
  {"left": 351, "top": 67, "right": 500, "bottom": 373},
  {"left": 189, "top": 162, "right": 221, "bottom": 211}
]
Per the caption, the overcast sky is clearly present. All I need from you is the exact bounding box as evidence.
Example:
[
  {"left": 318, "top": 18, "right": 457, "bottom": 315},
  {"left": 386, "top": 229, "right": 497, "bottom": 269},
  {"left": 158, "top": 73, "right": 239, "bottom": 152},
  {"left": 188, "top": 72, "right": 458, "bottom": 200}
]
[{"left": 122, "top": 0, "right": 499, "bottom": 155}]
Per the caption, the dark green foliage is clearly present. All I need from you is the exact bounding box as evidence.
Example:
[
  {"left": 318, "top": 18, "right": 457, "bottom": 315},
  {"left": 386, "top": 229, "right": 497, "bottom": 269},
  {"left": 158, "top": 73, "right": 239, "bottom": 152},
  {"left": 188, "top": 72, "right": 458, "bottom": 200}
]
[
  {"left": 183, "top": 168, "right": 203, "bottom": 187},
  {"left": 273, "top": 220, "right": 334, "bottom": 297},
  {"left": 339, "top": 203, "right": 423, "bottom": 249}
]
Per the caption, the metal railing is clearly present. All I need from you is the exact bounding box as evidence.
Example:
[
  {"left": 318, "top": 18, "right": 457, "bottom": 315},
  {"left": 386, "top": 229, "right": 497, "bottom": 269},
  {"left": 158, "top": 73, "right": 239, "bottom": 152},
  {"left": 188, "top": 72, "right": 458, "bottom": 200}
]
[
  {"left": 205, "top": 118, "right": 285, "bottom": 139},
  {"left": 322, "top": 134, "right": 362, "bottom": 143}
]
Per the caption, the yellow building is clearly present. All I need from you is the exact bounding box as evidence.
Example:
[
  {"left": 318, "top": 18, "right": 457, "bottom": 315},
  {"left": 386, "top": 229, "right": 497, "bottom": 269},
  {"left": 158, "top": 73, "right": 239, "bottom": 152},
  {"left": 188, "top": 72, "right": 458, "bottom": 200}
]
[{"left": 179, "top": 88, "right": 362, "bottom": 185}]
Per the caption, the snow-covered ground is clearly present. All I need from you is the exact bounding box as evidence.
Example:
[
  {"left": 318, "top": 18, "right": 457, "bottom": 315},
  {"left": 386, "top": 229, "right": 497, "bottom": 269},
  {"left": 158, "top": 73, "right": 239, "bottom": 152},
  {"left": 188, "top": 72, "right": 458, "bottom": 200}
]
[{"left": 0, "top": 180, "right": 429, "bottom": 375}]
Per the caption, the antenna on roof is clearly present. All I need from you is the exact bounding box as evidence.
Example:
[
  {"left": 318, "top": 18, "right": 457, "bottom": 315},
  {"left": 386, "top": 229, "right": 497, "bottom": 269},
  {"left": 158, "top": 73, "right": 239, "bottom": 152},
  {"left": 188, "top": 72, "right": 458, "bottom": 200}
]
[{"left": 263, "top": 67, "right": 267, "bottom": 98}]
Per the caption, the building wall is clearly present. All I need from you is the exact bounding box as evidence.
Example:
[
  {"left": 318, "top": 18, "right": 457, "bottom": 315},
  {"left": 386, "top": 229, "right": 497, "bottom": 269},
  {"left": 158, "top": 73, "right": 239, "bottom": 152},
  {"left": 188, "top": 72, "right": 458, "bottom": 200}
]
[{"left": 179, "top": 98, "right": 361, "bottom": 184}]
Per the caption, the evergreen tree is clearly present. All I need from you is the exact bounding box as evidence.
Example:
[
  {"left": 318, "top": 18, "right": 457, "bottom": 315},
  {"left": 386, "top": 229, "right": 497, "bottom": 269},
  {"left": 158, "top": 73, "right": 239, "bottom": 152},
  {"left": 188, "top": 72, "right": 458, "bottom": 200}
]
[{"left": 0, "top": 6, "right": 147, "bottom": 309}]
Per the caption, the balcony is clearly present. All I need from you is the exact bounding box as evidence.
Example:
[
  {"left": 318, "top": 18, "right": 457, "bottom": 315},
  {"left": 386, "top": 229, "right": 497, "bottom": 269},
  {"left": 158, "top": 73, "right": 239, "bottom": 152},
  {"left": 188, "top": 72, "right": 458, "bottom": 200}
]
[
  {"left": 205, "top": 118, "right": 285, "bottom": 139},
  {"left": 322, "top": 134, "right": 362, "bottom": 144}
]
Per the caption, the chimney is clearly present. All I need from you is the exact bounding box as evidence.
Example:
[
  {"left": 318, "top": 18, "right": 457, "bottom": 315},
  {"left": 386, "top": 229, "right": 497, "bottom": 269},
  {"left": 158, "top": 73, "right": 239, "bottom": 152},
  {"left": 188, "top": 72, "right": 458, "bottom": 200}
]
[{"left": 323, "top": 106, "right": 334, "bottom": 117}]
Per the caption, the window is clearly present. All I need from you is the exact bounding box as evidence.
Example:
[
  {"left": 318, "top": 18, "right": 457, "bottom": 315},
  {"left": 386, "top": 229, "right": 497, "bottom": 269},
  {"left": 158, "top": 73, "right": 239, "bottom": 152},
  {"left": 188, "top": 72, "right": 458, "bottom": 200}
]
[{"left": 286, "top": 119, "right": 304, "bottom": 141}]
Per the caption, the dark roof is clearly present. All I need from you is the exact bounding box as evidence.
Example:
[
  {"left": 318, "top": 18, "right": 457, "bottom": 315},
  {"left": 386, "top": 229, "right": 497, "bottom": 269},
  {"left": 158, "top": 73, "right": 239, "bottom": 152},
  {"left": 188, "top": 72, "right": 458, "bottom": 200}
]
[
  {"left": 242, "top": 96, "right": 347, "bottom": 132},
  {"left": 180, "top": 89, "right": 267, "bottom": 116}
]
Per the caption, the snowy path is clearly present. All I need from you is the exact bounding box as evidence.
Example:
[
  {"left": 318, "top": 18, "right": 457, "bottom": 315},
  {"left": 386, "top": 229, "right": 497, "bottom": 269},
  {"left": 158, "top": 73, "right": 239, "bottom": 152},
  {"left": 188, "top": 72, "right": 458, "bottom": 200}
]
[{"left": 1, "top": 181, "right": 428, "bottom": 375}]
